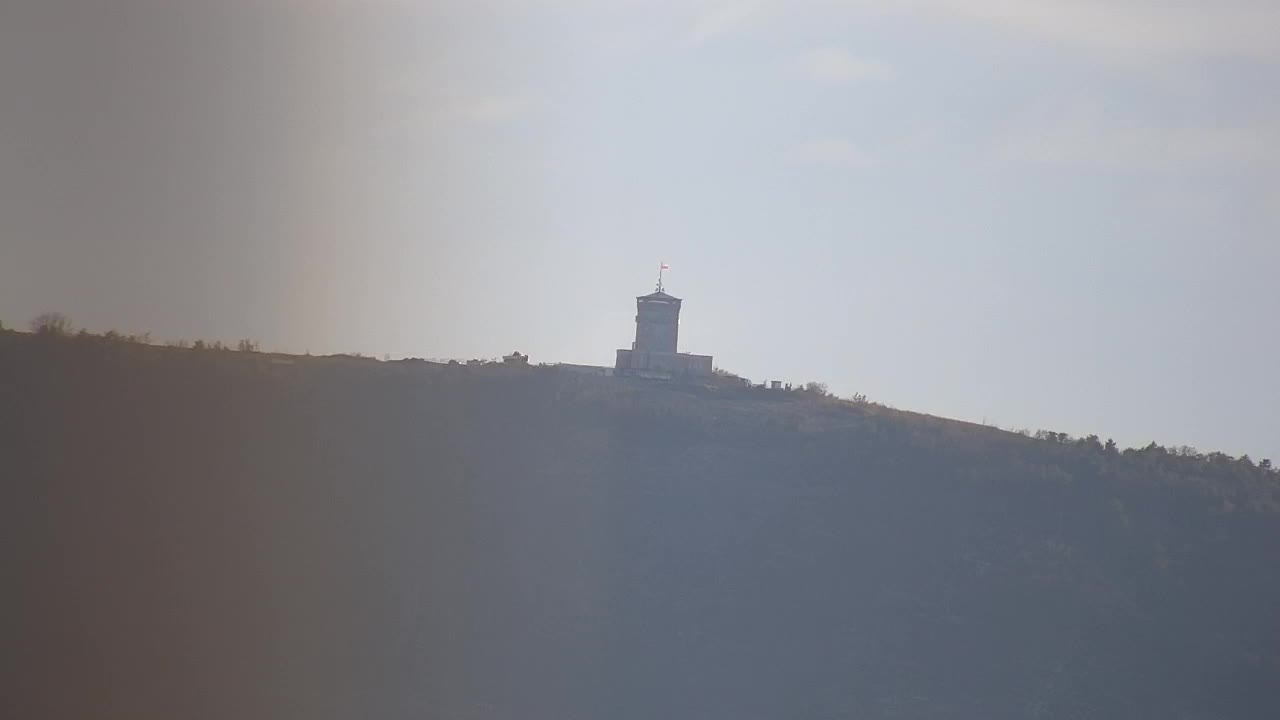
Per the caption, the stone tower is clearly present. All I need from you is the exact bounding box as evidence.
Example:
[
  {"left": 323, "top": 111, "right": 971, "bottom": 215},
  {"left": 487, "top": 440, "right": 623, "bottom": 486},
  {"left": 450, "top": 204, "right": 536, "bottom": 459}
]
[
  {"left": 633, "top": 290, "right": 681, "bottom": 353},
  {"left": 615, "top": 268, "right": 713, "bottom": 379}
]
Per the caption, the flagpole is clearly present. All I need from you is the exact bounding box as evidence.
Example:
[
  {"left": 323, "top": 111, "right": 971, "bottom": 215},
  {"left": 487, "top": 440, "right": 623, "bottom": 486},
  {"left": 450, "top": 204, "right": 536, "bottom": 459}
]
[{"left": 657, "top": 262, "right": 664, "bottom": 293}]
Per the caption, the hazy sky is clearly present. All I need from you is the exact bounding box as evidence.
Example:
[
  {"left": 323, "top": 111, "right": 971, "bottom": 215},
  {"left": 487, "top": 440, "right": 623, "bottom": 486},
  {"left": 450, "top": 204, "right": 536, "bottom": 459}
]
[{"left": 2, "top": 0, "right": 1277, "bottom": 460}]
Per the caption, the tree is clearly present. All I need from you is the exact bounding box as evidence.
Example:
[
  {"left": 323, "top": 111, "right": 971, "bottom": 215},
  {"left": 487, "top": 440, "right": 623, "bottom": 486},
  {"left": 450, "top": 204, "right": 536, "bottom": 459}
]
[
  {"left": 238, "top": 339, "right": 259, "bottom": 352},
  {"left": 803, "top": 381, "right": 829, "bottom": 396},
  {"left": 30, "top": 312, "right": 72, "bottom": 336}
]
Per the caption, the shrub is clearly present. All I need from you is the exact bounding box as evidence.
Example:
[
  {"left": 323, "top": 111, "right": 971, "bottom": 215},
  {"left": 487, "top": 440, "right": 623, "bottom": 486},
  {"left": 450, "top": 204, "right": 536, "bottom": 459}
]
[
  {"left": 803, "top": 381, "right": 830, "bottom": 397},
  {"left": 30, "top": 312, "right": 72, "bottom": 336}
]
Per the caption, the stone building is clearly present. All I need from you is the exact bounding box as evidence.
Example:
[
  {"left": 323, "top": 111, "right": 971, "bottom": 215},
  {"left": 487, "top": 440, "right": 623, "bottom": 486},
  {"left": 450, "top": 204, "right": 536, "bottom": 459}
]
[{"left": 615, "top": 282, "right": 713, "bottom": 379}]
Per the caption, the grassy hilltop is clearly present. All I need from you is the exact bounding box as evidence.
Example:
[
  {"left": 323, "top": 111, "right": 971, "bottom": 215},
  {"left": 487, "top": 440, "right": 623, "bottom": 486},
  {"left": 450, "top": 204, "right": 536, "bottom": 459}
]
[{"left": 4, "top": 329, "right": 1280, "bottom": 719}]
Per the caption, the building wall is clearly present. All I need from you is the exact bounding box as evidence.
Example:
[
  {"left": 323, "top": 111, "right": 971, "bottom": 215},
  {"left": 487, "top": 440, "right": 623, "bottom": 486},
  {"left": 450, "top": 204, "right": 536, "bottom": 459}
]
[
  {"left": 615, "top": 349, "right": 714, "bottom": 378},
  {"left": 557, "top": 363, "right": 614, "bottom": 377},
  {"left": 684, "top": 354, "right": 713, "bottom": 375},
  {"left": 634, "top": 297, "right": 680, "bottom": 353}
]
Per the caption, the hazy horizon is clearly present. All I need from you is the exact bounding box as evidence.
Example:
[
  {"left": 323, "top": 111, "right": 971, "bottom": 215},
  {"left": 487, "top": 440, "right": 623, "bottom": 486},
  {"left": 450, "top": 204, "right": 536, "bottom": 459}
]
[{"left": 2, "top": 0, "right": 1277, "bottom": 461}]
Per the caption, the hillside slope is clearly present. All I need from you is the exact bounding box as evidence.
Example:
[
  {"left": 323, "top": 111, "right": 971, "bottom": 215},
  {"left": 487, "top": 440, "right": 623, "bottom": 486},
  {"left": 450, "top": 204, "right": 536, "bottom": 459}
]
[{"left": 4, "top": 332, "right": 1280, "bottom": 719}]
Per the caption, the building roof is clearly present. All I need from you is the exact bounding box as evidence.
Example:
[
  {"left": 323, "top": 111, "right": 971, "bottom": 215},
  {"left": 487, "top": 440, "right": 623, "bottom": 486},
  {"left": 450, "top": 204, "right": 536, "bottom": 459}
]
[{"left": 637, "top": 290, "right": 682, "bottom": 302}]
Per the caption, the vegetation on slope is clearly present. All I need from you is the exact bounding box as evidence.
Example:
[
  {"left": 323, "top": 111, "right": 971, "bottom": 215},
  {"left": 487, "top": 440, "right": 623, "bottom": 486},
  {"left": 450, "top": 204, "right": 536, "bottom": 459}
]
[{"left": 4, "top": 329, "right": 1279, "bottom": 719}]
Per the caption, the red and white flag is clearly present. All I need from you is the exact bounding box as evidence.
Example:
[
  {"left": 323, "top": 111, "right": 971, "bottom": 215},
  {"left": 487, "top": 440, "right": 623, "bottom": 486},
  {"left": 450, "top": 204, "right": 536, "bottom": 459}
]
[{"left": 660, "top": 263, "right": 670, "bottom": 270}]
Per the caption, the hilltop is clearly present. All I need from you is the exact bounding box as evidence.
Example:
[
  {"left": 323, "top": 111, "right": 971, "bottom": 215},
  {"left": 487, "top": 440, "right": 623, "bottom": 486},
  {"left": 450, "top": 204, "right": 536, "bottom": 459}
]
[{"left": 4, "top": 329, "right": 1280, "bottom": 719}]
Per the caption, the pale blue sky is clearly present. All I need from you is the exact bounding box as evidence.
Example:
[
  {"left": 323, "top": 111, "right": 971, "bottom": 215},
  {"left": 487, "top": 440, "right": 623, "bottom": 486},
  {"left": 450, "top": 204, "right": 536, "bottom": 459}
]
[{"left": 2, "top": 1, "right": 1277, "bottom": 460}]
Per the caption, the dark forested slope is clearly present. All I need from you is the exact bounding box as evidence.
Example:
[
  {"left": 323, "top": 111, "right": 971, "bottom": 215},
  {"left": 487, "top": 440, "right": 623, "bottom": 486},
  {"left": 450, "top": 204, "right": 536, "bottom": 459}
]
[{"left": 4, "top": 331, "right": 1279, "bottom": 719}]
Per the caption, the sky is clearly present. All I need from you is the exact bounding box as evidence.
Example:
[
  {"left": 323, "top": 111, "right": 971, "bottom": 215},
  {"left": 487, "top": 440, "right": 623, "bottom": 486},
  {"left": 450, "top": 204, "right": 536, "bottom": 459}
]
[{"left": 2, "top": 0, "right": 1277, "bottom": 460}]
